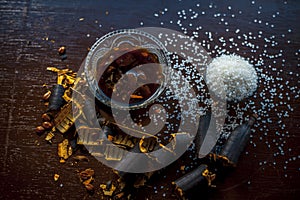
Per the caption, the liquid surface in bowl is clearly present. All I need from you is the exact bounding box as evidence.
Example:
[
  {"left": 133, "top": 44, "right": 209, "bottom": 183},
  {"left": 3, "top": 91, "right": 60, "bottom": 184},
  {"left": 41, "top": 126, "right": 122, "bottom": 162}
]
[{"left": 98, "top": 47, "right": 163, "bottom": 105}]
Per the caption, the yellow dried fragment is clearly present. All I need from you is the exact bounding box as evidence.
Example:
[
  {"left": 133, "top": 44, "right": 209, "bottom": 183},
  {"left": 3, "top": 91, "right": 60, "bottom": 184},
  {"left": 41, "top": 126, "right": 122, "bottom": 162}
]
[
  {"left": 83, "top": 176, "right": 93, "bottom": 186},
  {"left": 139, "top": 137, "right": 157, "bottom": 153},
  {"left": 100, "top": 183, "right": 116, "bottom": 196},
  {"left": 64, "top": 74, "right": 76, "bottom": 85},
  {"left": 57, "top": 139, "right": 72, "bottom": 160},
  {"left": 54, "top": 174, "right": 60, "bottom": 181},
  {"left": 62, "top": 90, "right": 72, "bottom": 102},
  {"left": 112, "top": 134, "right": 135, "bottom": 148},
  {"left": 46, "top": 67, "right": 72, "bottom": 74},
  {"left": 57, "top": 74, "right": 64, "bottom": 85},
  {"left": 53, "top": 102, "right": 78, "bottom": 134},
  {"left": 45, "top": 130, "right": 55, "bottom": 143}
]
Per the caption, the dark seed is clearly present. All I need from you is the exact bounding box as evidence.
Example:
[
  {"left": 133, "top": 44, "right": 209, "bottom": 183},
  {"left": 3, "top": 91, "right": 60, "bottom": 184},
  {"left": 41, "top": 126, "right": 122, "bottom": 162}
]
[
  {"left": 42, "top": 121, "right": 53, "bottom": 129},
  {"left": 42, "top": 91, "right": 51, "bottom": 101},
  {"left": 35, "top": 126, "right": 45, "bottom": 134},
  {"left": 58, "top": 46, "right": 66, "bottom": 55},
  {"left": 42, "top": 113, "right": 52, "bottom": 122}
]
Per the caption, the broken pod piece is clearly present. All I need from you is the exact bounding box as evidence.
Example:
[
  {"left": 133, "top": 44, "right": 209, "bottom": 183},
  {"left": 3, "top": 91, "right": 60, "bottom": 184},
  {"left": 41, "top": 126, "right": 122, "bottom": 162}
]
[{"left": 172, "top": 164, "right": 215, "bottom": 199}]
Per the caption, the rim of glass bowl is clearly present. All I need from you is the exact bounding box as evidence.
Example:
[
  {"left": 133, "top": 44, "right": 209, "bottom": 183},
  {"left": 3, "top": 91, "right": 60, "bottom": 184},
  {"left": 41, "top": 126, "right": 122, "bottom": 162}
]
[{"left": 84, "top": 29, "right": 171, "bottom": 110}]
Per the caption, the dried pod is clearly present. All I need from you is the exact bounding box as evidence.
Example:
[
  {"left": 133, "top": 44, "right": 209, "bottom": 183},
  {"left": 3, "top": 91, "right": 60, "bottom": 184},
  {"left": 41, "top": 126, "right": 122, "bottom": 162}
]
[
  {"left": 218, "top": 114, "right": 258, "bottom": 167},
  {"left": 42, "top": 113, "right": 52, "bottom": 122},
  {"left": 172, "top": 164, "right": 215, "bottom": 199},
  {"left": 42, "top": 90, "right": 51, "bottom": 101},
  {"left": 195, "top": 112, "right": 212, "bottom": 158},
  {"left": 42, "top": 121, "right": 53, "bottom": 129},
  {"left": 35, "top": 126, "right": 45, "bottom": 134},
  {"left": 47, "top": 84, "right": 66, "bottom": 111}
]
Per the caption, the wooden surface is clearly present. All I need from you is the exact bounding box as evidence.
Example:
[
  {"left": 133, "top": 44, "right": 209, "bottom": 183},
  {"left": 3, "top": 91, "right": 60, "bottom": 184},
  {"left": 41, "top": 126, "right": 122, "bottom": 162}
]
[{"left": 0, "top": 0, "right": 299, "bottom": 199}]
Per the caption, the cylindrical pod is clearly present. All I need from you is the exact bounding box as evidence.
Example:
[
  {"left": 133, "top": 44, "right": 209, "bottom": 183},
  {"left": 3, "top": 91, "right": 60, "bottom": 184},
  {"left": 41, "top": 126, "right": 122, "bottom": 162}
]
[
  {"left": 47, "top": 84, "right": 66, "bottom": 111},
  {"left": 172, "top": 164, "right": 213, "bottom": 199},
  {"left": 219, "top": 114, "right": 257, "bottom": 167},
  {"left": 194, "top": 111, "right": 211, "bottom": 158}
]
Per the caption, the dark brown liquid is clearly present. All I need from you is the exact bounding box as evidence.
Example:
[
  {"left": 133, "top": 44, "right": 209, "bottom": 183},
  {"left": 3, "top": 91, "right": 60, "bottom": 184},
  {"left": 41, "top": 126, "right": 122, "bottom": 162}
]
[{"left": 98, "top": 48, "right": 162, "bottom": 105}]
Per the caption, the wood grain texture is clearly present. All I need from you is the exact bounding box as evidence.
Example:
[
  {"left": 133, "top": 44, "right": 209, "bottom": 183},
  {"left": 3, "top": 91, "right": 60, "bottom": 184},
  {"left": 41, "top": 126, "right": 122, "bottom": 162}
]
[{"left": 0, "top": 0, "right": 299, "bottom": 199}]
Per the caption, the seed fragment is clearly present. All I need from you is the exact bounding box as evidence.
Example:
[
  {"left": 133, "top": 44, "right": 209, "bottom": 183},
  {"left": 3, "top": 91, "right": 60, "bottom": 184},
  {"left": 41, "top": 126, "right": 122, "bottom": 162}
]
[
  {"left": 42, "top": 121, "right": 53, "bottom": 130},
  {"left": 35, "top": 126, "right": 45, "bottom": 134},
  {"left": 42, "top": 113, "right": 52, "bottom": 122}
]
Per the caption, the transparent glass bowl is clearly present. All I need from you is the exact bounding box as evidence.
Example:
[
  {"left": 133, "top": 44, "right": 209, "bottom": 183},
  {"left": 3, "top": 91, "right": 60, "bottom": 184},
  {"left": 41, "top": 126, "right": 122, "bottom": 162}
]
[{"left": 84, "top": 29, "right": 171, "bottom": 110}]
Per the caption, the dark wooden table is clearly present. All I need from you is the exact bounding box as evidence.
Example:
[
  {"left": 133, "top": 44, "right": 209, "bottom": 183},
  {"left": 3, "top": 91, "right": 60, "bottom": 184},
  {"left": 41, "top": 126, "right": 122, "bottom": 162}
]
[{"left": 1, "top": 0, "right": 299, "bottom": 199}]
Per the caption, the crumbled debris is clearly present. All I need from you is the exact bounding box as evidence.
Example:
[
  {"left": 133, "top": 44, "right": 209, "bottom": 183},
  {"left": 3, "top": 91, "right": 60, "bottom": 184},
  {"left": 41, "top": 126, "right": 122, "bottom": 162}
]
[
  {"left": 58, "top": 139, "right": 73, "bottom": 162},
  {"left": 100, "top": 181, "right": 116, "bottom": 196},
  {"left": 79, "top": 168, "right": 95, "bottom": 192}
]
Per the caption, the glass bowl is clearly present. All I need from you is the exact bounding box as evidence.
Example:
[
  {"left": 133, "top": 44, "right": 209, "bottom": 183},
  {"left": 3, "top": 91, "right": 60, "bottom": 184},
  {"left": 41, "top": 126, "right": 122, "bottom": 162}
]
[{"left": 84, "top": 29, "right": 170, "bottom": 110}]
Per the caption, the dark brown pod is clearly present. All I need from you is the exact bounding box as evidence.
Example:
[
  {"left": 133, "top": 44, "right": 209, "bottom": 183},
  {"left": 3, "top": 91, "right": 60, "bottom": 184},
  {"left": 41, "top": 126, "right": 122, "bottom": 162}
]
[
  {"left": 35, "top": 126, "right": 45, "bottom": 134},
  {"left": 41, "top": 113, "right": 52, "bottom": 122},
  {"left": 195, "top": 111, "right": 212, "bottom": 158},
  {"left": 42, "top": 121, "right": 53, "bottom": 130},
  {"left": 47, "top": 84, "right": 66, "bottom": 111},
  {"left": 172, "top": 164, "right": 215, "bottom": 199},
  {"left": 219, "top": 114, "right": 258, "bottom": 167}
]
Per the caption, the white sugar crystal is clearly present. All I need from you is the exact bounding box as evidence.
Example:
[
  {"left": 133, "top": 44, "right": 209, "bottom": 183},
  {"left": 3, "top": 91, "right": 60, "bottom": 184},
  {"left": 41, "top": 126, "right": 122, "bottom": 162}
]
[{"left": 206, "top": 54, "right": 258, "bottom": 101}]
